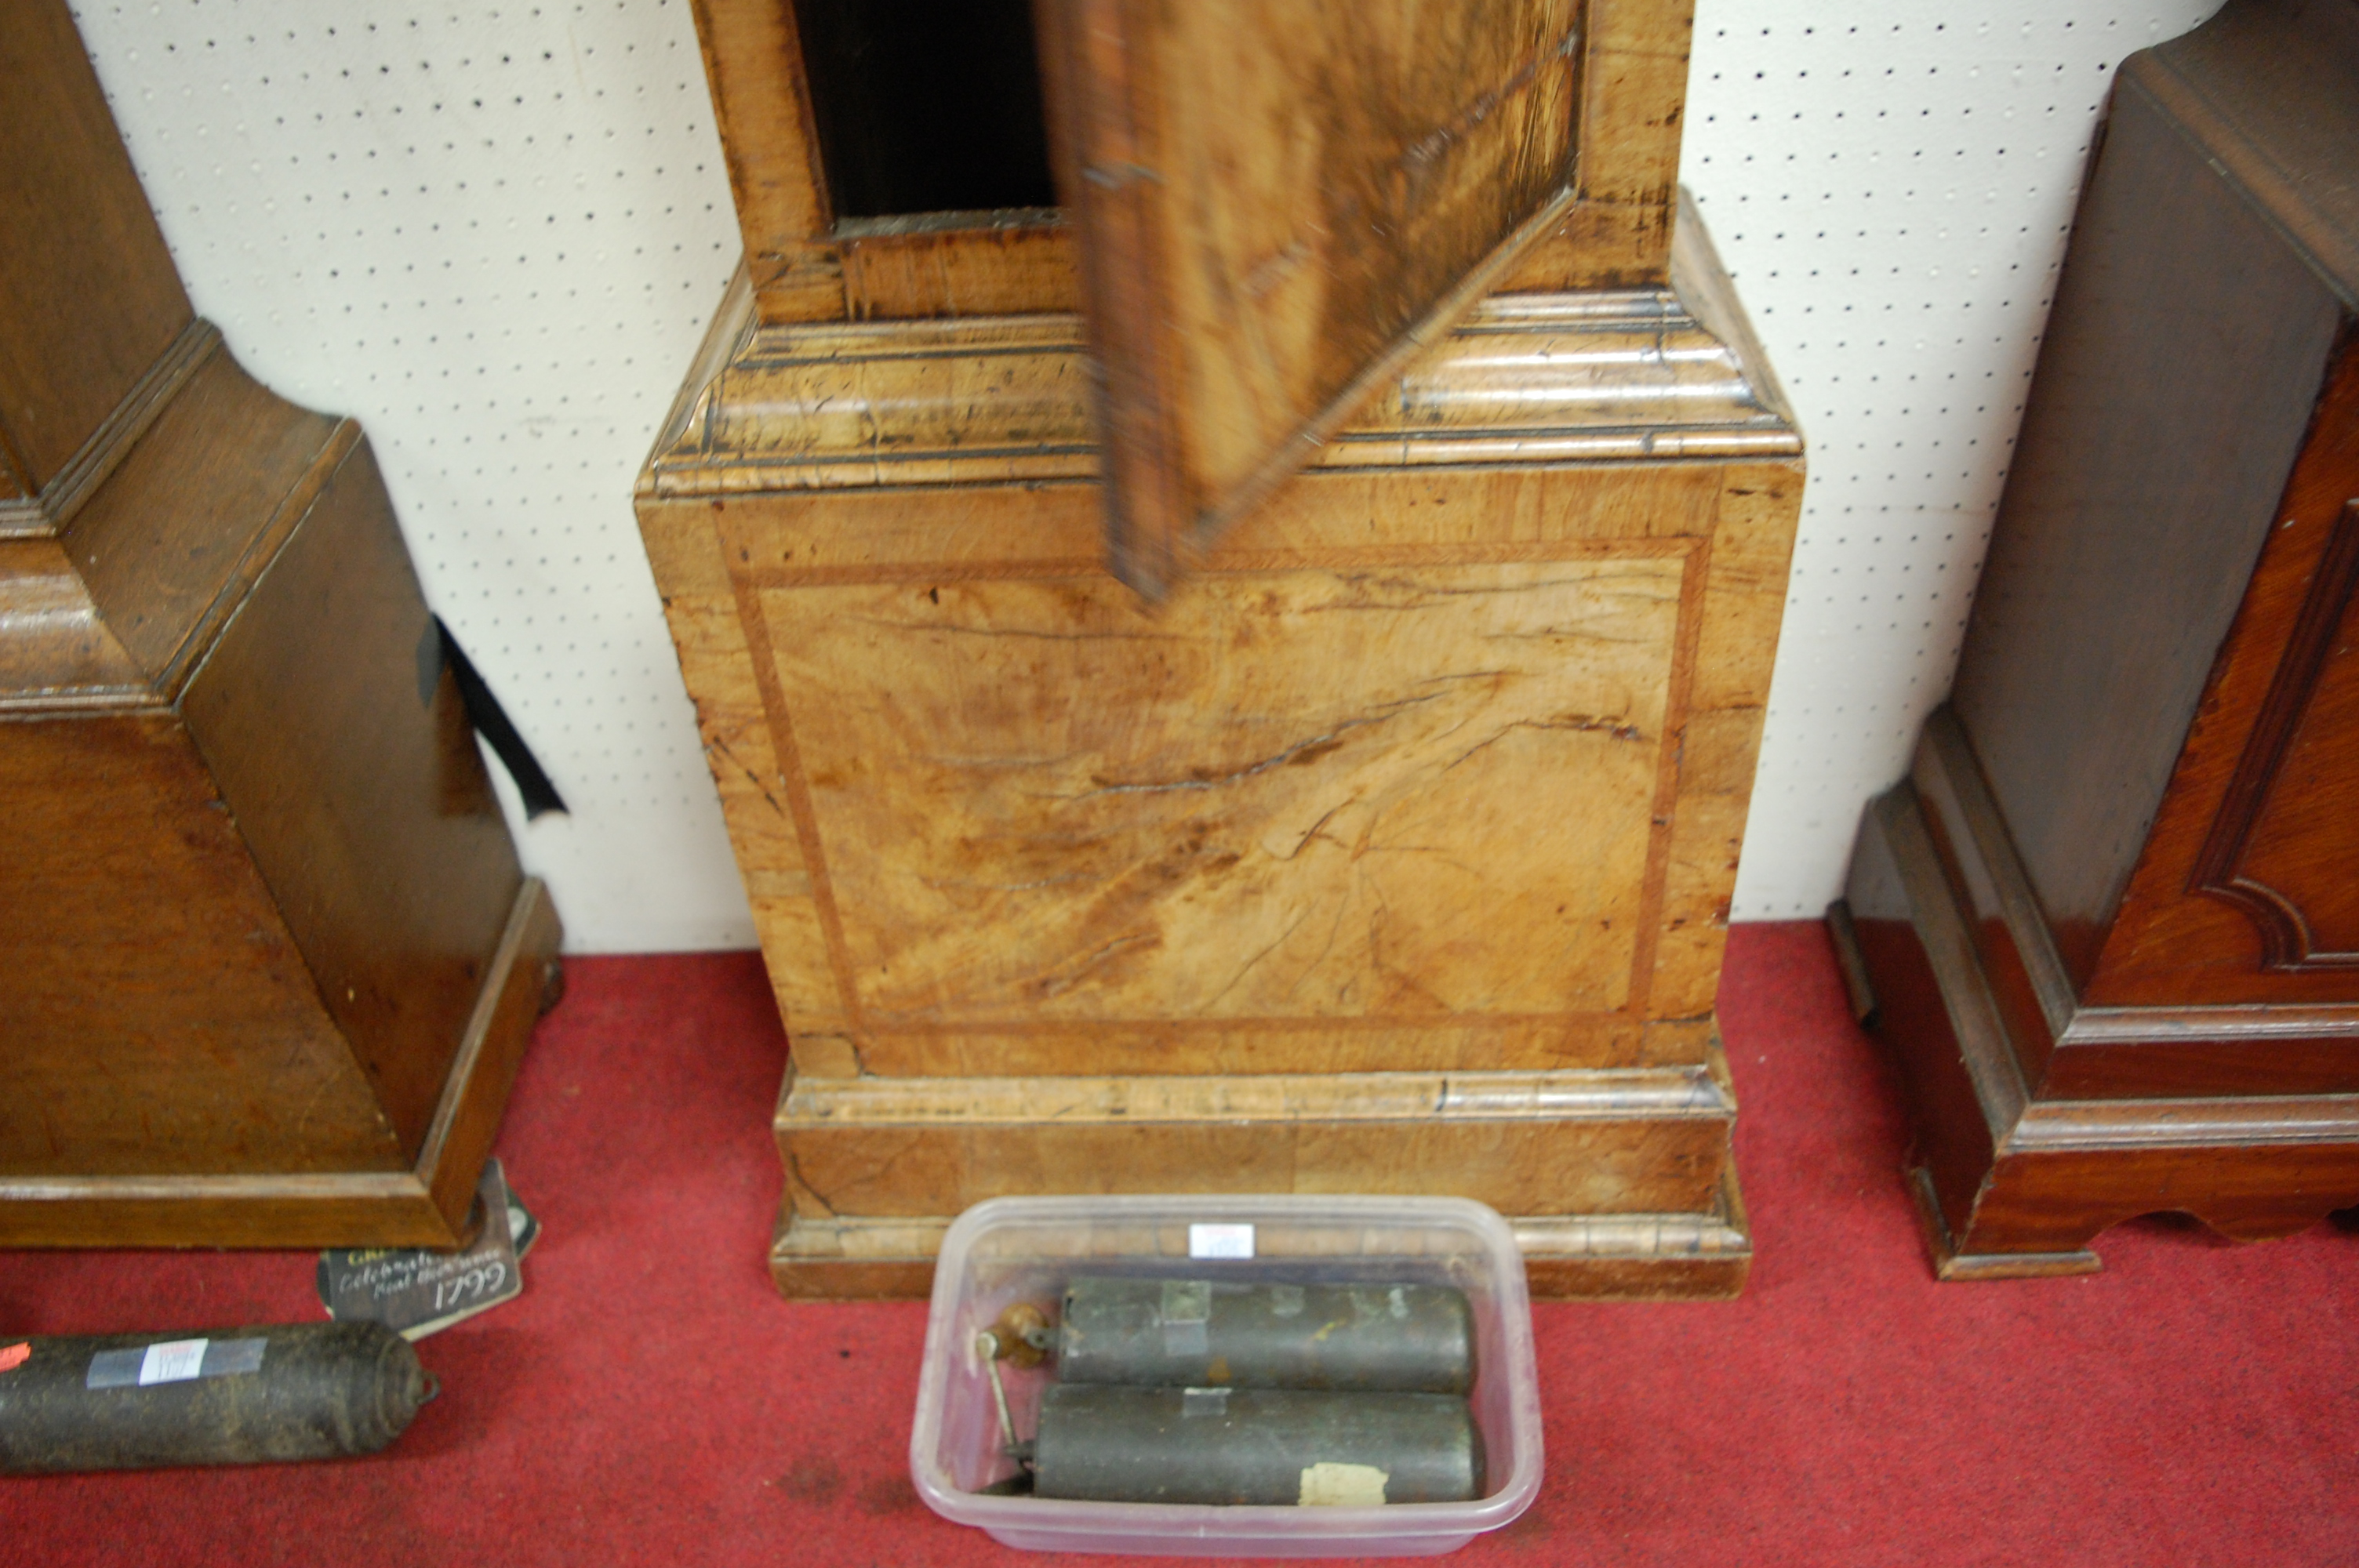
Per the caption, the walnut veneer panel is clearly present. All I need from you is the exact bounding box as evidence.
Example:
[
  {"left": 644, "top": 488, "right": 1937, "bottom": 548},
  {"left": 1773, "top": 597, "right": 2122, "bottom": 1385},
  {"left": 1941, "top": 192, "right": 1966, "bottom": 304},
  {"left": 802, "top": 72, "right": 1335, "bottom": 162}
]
[
  {"left": 651, "top": 447, "right": 1797, "bottom": 1079},
  {"left": 644, "top": 245, "right": 1801, "bottom": 1091},
  {"left": 770, "top": 557, "right": 1674, "bottom": 1028}
]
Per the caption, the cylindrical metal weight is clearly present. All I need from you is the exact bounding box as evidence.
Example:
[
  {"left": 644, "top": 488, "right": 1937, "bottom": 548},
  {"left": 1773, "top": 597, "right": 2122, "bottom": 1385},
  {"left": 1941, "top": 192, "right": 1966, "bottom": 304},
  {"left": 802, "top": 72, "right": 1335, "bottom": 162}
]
[
  {"left": 1031, "top": 1383, "right": 1485, "bottom": 1505},
  {"left": 0, "top": 1321, "right": 427, "bottom": 1474},
  {"left": 1057, "top": 1277, "right": 1476, "bottom": 1394}
]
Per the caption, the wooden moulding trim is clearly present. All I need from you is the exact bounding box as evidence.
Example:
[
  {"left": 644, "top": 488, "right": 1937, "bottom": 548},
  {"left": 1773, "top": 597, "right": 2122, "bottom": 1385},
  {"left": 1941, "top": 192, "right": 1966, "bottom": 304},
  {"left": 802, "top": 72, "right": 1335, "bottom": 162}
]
[
  {"left": 1668, "top": 187, "right": 1801, "bottom": 436},
  {"left": 0, "top": 319, "right": 221, "bottom": 542},
  {"left": 0, "top": 877, "right": 562, "bottom": 1250},
  {"left": 642, "top": 289, "right": 1799, "bottom": 500},
  {"left": 768, "top": 1210, "right": 1750, "bottom": 1264},
  {"left": 1872, "top": 782, "right": 2030, "bottom": 1134},
  {"left": 0, "top": 684, "right": 162, "bottom": 717},
  {"left": 2011, "top": 1091, "right": 2359, "bottom": 1152},
  {"left": 0, "top": 1173, "right": 460, "bottom": 1252},
  {"left": 768, "top": 1165, "right": 1753, "bottom": 1300},
  {"left": 639, "top": 260, "right": 758, "bottom": 491},
  {"left": 776, "top": 1066, "right": 1736, "bottom": 1130},
  {"left": 1512, "top": 1211, "right": 1749, "bottom": 1261},
  {"left": 735, "top": 536, "right": 1698, "bottom": 592},
  {"left": 1824, "top": 898, "right": 1879, "bottom": 1024},
  {"left": 854, "top": 1009, "right": 1683, "bottom": 1038},
  {"left": 0, "top": 539, "right": 158, "bottom": 713},
  {"left": 1906, "top": 1168, "right": 2101, "bottom": 1281},
  {"left": 771, "top": 1189, "right": 1748, "bottom": 1271},
  {"left": 2064, "top": 1001, "right": 2359, "bottom": 1044},
  {"left": 0, "top": 1173, "right": 425, "bottom": 1203}
]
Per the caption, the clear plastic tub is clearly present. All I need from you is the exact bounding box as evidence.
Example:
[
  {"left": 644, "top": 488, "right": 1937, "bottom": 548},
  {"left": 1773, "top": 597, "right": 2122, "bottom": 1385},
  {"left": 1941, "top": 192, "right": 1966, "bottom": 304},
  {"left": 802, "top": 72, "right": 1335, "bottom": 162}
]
[{"left": 909, "top": 1194, "right": 1543, "bottom": 1558}]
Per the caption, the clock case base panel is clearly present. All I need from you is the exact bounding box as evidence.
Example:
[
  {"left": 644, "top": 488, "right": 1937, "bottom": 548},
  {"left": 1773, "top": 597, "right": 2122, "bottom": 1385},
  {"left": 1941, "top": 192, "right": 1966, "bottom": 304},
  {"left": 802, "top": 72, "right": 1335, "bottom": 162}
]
[
  {"left": 767, "top": 1039, "right": 1753, "bottom": 1300},
  {"left": 638, "top": 204, "right": 1801, "bottom": 1301},
  {"left": 0, "top": 881, "right": 562, "bottom": 1250},
  {"left": 769, "top": 1178, "right": 1754, "bottom": 1302},
  {"left": 1, "top": 331, "right": 564, "bottom": 1251},
  {"left": 1834, "top": 714, "right": 2359, "bottom": 1280}
]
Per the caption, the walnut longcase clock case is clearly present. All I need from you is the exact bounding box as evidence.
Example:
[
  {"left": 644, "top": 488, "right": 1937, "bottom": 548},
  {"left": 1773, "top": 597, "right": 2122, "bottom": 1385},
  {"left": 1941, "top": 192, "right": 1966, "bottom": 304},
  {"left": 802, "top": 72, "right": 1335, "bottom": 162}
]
[
  {"left": 0, "top": 0, "right": 561, "bottom": 1249},
  {"left": 642, "top": 0, "right": 1803, "bottom": 1298}
]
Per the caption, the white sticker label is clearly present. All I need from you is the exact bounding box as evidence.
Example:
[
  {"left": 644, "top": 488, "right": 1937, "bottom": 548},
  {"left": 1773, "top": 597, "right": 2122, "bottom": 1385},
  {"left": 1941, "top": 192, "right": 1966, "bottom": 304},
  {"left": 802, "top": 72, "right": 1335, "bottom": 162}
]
[
  {"left": 1187, "top": 1222, "right": 1255, "bottom": 1259},
  {"left": 137, "top": 1339, "right": 209, "bottom": 1386}
]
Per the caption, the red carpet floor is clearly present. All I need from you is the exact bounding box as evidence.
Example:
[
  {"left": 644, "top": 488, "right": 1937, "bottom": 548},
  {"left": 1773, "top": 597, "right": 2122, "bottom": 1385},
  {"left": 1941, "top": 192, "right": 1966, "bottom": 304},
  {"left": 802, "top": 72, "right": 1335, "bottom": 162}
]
[{"left": 3, "top": 923, "right": 2354, "bottom": 1566}]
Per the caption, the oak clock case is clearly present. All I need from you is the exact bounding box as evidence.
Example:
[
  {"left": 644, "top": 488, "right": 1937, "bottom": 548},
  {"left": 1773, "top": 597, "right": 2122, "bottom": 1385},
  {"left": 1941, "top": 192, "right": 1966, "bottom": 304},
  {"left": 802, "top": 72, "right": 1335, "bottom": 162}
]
[
  {"left": 639, "top": 0, "right": 1805, "bottom": 1298},
  {"left": 0, "top": 0, "right": 562, "bottom": 1250},
  {"left": 1834, "top": 0, "right": 2359, "bottom": 1279}
]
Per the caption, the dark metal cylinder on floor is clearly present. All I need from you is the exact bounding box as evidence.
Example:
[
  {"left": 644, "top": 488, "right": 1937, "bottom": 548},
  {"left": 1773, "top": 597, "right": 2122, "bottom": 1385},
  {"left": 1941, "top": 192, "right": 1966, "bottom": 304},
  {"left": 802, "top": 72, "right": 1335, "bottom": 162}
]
[
  {"left": 1056, "top": 1277, "right": 1477, "bottom": 1394},
  {"left": 1030, "top": 1383, "right": 1485, "bottom": 1505},
  {"left": 0, "top": 1322, "right": 427, "bottom": 1474}
]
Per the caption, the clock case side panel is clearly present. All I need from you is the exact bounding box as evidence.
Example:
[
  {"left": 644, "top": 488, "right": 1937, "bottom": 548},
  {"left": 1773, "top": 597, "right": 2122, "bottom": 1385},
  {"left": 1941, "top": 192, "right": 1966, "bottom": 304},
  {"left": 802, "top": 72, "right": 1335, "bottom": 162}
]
[
  {"left": 1946, "top": 54, "right": 2350, "bottom": 998},
  {"left": 0, "top": 0, "right": 562, "bottom": 1247}
]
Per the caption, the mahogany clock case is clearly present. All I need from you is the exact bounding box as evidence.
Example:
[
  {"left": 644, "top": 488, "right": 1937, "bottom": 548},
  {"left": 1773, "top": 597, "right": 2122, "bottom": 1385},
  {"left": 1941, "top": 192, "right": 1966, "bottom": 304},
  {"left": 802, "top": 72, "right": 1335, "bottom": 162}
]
[
  {"left": 0, "top": 0, "right": 561, "bottom": 1250},
  {"left": 1834, "top": 0, "right": 2359, "bottom": 1279}
]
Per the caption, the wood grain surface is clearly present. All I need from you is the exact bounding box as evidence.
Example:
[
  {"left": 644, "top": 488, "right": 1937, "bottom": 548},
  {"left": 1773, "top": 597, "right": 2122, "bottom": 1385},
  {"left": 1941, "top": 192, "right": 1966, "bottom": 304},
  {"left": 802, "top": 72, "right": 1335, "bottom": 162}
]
[
  {"left": 1036, "top": 0, "right": 1583, "bottom": 591},
  {"left": 770, "top": 559, "right": 1675, "bottom": 1027},
  {"left": 643, "top": 225, "right": 1798, "bottom": 1113},
  {"left": 769, "top": 1170, "right": 1753, "bottom": 1301},
  {"left": 1, "top": 0, "right": 560, "bottom": 1248},
  {"left": 687, "top": 0, "right": 1697, "bottom": 326},
  {"left": 2101, "top": 339, "right": 2359, "bottom": 1005},
  {"left": 1843, "top": 786, "right": 2359, "bottom": 1276},
  {"left": 0, "top": 880, "right": 562, "bottom": 1248},
  {"left": 1838, "top": 9, "right": 2359, "bottom": 1269},
  {"left": 647, "top": 22, "right": 1779, "bottom": 1295},
  {"left": 1950, "top": 47, "right": 2345, "bottom": 993},
  {"left": 640, "top": 216, "right": 1796, "bottom": 1071},
  {"left": 0, "top": 711, "right": 407, "bottom": 1177},
  {"left": 0, "top": 0, "right": 191, "bottom": 503}
]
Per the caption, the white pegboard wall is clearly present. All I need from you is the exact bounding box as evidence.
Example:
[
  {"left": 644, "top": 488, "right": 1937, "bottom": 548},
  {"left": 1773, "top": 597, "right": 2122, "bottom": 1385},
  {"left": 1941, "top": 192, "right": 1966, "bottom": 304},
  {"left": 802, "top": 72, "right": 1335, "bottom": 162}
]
[
  {"left": 71, "top": 0, "right": 753, "bottom": 952},
  {"left": 1683, "top": 2, "right": 2223, "bottom": 916},
  {"left": 68, "top": 2, "right": 2223, "bottom": 948}
]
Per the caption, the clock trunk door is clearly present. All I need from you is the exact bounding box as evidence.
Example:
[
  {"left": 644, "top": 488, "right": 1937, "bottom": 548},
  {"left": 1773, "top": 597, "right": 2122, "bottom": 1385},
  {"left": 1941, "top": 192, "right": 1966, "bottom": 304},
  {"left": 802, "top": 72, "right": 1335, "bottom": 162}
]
[{"left": 1034, "top": 0, "right": 1584, "bottom": 596}]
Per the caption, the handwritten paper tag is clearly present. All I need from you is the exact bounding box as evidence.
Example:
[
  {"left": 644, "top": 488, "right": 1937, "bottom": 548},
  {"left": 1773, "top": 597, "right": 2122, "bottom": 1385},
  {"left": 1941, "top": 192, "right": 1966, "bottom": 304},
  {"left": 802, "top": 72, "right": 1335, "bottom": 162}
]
[{"left": 318, "top": 1160, "right": 531, "bottom": 1341}]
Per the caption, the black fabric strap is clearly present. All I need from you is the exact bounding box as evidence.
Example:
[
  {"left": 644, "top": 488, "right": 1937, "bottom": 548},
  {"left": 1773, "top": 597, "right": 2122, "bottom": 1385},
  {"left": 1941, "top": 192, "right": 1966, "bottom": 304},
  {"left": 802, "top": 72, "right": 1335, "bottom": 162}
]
[{"left": 434, "top": 616, "right": 568, "bottom": 819}]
